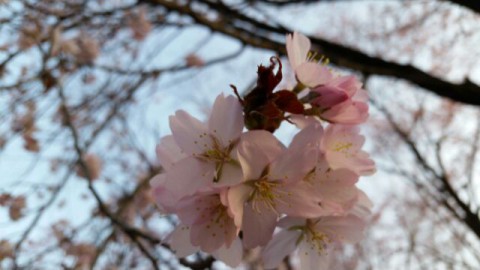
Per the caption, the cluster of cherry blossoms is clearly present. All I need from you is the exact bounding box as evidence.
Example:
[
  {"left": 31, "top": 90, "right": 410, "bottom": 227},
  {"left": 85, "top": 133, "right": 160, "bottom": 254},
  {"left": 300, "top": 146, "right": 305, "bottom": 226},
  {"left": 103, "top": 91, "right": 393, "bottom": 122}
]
[{"left": 150, "top": 32, "right": 375, "bottom": 269}]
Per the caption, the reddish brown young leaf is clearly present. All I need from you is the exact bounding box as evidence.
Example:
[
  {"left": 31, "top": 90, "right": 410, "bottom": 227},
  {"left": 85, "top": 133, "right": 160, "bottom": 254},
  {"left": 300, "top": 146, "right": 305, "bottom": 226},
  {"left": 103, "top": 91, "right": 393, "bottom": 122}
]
[{"left": 273, "top": 90, "right": 305, "bottom": 114}]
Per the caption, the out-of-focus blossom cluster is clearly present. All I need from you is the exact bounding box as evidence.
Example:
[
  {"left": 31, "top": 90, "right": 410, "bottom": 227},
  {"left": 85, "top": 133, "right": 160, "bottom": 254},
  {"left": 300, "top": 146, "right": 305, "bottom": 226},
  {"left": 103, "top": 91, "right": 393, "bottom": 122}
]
[{"left": 150, "top": 32, "right": 375, "bottom": 269}]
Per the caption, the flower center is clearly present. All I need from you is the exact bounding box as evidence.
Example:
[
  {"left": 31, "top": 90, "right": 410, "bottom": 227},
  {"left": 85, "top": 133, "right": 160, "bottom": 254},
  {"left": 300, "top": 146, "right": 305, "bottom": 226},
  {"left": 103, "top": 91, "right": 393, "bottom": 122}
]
[
  {"left": 307, "top": 51, "right": 330, "bottom": 66},
  {"left": 194, "top": 135, "right": 238, "bottom": 182},
  {"left": 199, "top": 196, "right": 233, "bottom": 238},
  {"left": 332, "top": 142, "right": 353, "bottom": 153},
  {"left": 247, "top": 179, "right": 280, "bottom": 214},
  {"left": 305, "top": 220, "right": 331, "bottom": 255},
  {"left": 247, "top": 175, "right": 294, "bottom": 215},
  {"left": 289, "top": 220, "right": 331, "bottom": 256}
]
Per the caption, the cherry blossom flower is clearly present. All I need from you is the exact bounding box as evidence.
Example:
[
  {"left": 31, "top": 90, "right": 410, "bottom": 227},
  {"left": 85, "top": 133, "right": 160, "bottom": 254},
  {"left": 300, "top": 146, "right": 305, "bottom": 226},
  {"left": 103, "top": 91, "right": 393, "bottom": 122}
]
[
  {"left": 286, "top": 32, "right": 333, "bottom": 88},
  {"left": 312, "top": 75, "right": 369, "bottom": 124},
  {"left": 289, "top": 115, "right": 374, "bottom": 175},
  {"left": 153, "top": 94, "right": 244, "bottom": 206},
  {"left": 262, "top": 215, "right": 367, "bottom": 270},
  {"left": 322, "top": 124, "right": 376, "bottom": 176},
  {"left": 166, "top": 190, "right": 244, "bottom": 267},
  {"left": 286, "top": 32, "right": 368, "bottom": 125},
  {"left": 227, "top": 124, "right": 325, "bottom": 248},
  {"left": 175, "top": 191, "right": 238, "bottom": 253},
  {"left": 149, "top": 31, "right": 376, "bottom": 267}
]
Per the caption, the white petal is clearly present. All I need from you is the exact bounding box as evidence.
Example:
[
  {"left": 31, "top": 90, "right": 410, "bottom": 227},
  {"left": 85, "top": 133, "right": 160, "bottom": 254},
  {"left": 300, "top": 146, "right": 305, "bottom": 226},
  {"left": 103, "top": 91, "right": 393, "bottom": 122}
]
[{"left": 208, "top": 94, "right": 244, "bottom": 147}]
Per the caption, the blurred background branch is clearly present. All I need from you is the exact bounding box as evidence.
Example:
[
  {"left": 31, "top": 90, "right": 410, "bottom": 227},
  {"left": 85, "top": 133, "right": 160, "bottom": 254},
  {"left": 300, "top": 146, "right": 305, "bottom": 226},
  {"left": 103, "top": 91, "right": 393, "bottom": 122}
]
[{"left": 0, "top": 0, "right": 479, "bottom": 269}]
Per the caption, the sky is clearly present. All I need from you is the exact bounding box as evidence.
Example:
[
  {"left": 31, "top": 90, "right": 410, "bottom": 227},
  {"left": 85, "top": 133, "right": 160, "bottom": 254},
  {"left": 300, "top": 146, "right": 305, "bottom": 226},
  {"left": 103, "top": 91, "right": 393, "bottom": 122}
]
[{"left": 1, "top": 0, "right": 480, "bottom": 269}]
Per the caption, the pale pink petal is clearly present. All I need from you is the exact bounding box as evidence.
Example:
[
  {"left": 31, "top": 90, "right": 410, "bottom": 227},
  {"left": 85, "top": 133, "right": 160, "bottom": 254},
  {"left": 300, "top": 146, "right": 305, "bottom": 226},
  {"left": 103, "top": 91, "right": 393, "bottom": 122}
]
[
  {"left": 270, "top": 124, "right": 322, "bottom": 182},
  {"left": 150, "top": 173, "right": 177, "bottom": 213},
  {"left": 169, "top": 110, "right": 212, "bottom": 155},
  {"left": 354, "top": 151, "right": 377, "bottom": 175},
  {"left": 298, "top": 242, "right": 331, "bottom": 270},
  {"left": 190, "top": 212, "right": 237, "bottom": 253},
  {"left": 150, "top": 173, "right": 166, "bottom": 188},
  {"left": 240, "top": 130, "right": 285, "bottom": 159},
  {"left": 165, "top": 156, "right": 215, "bottom": 200},
  {"left": 319, "top": 167, "right": 359, "bottom": 186},
  {"left": 318, "top": 185, "right": 359, "bottom": 214},
  {"left": 288, "top": 122, "right": 324, "bottom": 154},
  {"left": 275, "top": 182, "right": 327, "bottom": 217},
  {"left": 322, "top": 100, "right": 369, "bottom": 124},
  {"left": 327, "top": 150, "right": 376, "bottom": 176},
  {"left": 354, "top": 89, "right": 369, "bottom": 103},
  {"left": 216, "top": 162, "right": 243, "bottom": 188},
  {"left": 237, "top": 140, "right": 271, "bottom": 181},
  {"left": 227, "top": 184, "right": 253, "bottom": 227},
  {"left": 296, "top": 62, "right": 333, "bottom": 87},
  {"left": 269, "top": 149, "right": 317, "bottom": 182},
  {"left": 312, "top": 159, "right": 360, "bottom": 212},
  {"left": 289, "top": 114, "right": 321, "bottom": 129},
  {"left": 219, "top": 188, "right": 229, "bottom": 207},
  {"left": 212, "top": 238, "right": 243, "bottom": 267},
  {"left": 262, "top": 229, "right": 300, "bottom": 269},
  {"left": 286, "top": 32, "right": 311, "bottom": 70},
  {"left": 155, "top": 135, "right": 185, "bottom": 170},
  {"left": 208, "top": 94, "right": 244, "bottom": 147},
  {"left": 242, "top": 202, "right": 278, "bottom": 249},
  {"left": 324, "top": 125, "right": 364, "bottom": 151},
  {"left": 349, "top": 190, "right": 373, "bottom": 217},
  {"left": 169, "top": 225, "right": 199, "bottom": 258},
  {"left": 323, "top": 124, "right": 375, "bottom": 175},
  {"left": 329, "top": 75, "right": 362, "bottom": 97},
  {"left": 316, "top": 215, "right": 366, "bottom": 244},
  {"left": 277, "top": 216, "right": 305, "bottom": 229},
  {"left": 175, "top": 194, "right": 218, "bottom": 225}
]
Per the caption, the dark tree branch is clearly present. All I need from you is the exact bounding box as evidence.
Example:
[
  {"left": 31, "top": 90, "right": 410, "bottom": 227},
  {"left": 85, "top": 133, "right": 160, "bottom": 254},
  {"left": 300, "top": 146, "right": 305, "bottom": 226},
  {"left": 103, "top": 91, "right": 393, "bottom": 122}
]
[
  {"left": 253, "top": 0, "right": 356, "bottom": 6},
  {"left": 372, "top": 99, "right": 480, "bottom": 241},
  {"left": 57, "top": 85, "right": 163, "bottom": 270},
  {"left": 446, "top": 0, "right": 480, "bottom": 14},
  {"left": 143, "top": 0, "right": 480, "bottom": 107}
]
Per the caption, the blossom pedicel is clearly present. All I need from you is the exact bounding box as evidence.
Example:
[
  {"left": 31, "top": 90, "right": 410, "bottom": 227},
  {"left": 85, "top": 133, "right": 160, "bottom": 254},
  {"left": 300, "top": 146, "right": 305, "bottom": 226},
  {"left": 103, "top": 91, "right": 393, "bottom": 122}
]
[{"left": 150, "top": 32, "right": 376, "bottom": 269}]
